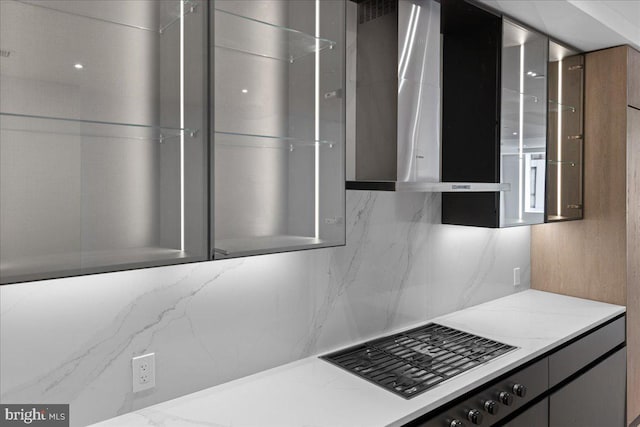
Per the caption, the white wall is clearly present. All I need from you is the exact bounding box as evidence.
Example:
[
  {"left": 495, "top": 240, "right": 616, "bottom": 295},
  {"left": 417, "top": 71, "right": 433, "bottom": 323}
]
[{"left": 0, "top": 191, "right": 531, "bottom": 426}]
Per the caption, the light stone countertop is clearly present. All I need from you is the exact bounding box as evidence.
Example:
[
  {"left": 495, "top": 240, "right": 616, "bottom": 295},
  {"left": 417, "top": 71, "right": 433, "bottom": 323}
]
[{"left": 92, "top": 290, "right": 625, "bottom": 427}]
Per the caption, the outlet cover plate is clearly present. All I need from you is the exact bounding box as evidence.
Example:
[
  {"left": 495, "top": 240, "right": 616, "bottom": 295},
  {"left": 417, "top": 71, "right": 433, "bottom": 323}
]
[
  {"left": 513, "top": 267, "right": 521, "bottom": 287},
  {"left": 132, "top": 353, "right": 155, "bottom": 392}
]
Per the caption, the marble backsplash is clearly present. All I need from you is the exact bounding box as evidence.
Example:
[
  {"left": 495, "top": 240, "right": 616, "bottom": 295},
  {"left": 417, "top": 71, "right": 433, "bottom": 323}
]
[{"left": 0, "top": 191, "right": 530, "bottom": 426}]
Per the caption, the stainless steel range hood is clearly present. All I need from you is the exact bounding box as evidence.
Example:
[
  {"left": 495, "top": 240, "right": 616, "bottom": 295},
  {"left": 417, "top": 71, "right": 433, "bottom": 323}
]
[{"left": 346, "top": 0, "right": 509, "bottom": 192}]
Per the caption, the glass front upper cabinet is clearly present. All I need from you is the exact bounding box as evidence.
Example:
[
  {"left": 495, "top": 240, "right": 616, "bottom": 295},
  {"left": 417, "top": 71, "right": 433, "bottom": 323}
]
[
  {"left": 546, "top": 41, "right": 584, "bottom": 222},
  {"left": 0, "top": 0, "right": 346, "bottom": 284},
  {"left": 499, "top": 19, "right": 548, "bottom": 227},
  {"left": 499, "top": 22, "right": 584, "bottom": 226},
  {"left": 211, "top": 0, "right": 346, "bottom": 259},
  {"left": 0, "top": 0, "right": 208, "bottom": 284}
]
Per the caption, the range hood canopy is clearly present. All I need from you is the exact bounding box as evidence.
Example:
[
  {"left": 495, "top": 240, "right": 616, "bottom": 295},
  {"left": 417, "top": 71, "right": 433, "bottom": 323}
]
[{"left": 346, "top": 0, "right": 508, "bottom": 192}]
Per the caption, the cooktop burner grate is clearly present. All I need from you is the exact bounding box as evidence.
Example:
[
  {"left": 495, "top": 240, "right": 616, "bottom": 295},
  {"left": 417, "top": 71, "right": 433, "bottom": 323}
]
[{"left": 321, "top": 323, "right": 517, "bottom": 399}]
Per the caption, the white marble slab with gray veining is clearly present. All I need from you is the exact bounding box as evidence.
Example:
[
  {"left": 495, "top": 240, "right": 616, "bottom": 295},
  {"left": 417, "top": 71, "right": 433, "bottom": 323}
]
[
  {"left": 90, "top": 290, "right": 625, "bottom": 427},
  {"left": 0, "top": 191, "right": 531, "bottom": 426}
]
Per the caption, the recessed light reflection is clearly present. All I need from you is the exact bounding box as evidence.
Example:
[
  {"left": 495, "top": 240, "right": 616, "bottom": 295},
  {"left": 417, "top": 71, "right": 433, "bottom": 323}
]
[
  {"left": 74, "top": 63, "right": 84, "bottom": 70},
  {"left": 241, "top": 89, "right": 248, "bottom": 94}
]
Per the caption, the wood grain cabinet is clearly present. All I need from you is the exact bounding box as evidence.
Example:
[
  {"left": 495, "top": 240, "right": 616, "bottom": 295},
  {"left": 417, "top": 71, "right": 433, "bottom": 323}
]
[
  {"left": 630, "top": 48, "right": 640, "bottom": 109},
  {"left": 531, "top": 45, "right": 640, "bottom": 427}
]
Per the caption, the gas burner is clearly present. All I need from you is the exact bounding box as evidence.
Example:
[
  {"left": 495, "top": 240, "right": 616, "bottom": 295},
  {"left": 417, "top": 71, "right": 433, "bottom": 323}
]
[
  {"left": 427, "top": 334, "right": 445, "bottom": 346},
  {"left": 391, "top": 374, "right": 415, "bottom": 388},
  {"left": 352, "top": 349, "right": 379, "bottom": 369},
  {"left": 353, "top": 357, "right": 374, "bottom": 369},
  {"left": 322, "top": 323, "right": 516, "bottom": 399},
  {"left": 408, "top": 353, "right": 433, "bottom": 364},
  {"left": 469, "top": 345, "right": 487, "bottom": 355}
]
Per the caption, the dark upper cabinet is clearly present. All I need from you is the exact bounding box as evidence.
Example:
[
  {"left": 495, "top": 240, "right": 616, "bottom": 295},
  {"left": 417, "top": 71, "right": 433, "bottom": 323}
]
[{"left": 441, "top": 0, "right": 584, "bottom": 227}]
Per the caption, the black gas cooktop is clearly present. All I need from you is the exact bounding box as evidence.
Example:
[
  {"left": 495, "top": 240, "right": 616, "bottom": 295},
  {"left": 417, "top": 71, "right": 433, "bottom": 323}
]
[{"left": 321, "top": 323, "right": 516, "bottom": 399}]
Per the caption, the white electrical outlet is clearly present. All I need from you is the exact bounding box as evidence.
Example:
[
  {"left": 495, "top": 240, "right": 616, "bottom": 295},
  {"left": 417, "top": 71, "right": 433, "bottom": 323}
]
[
  {"left": 513, "top": 267, "right": 521, "bottom": 287},
  {"left": 132, "top": 353, "right": 155, "bottom": 392}
]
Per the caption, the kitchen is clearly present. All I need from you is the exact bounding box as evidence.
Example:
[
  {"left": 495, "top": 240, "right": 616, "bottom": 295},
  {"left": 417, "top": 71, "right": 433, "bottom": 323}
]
[{"left": 0, "top": 0, "right": 638, "bottom": 426}]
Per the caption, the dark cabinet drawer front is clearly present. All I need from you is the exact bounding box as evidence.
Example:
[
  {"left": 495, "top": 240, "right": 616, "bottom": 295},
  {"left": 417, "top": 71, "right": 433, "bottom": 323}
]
[
  {"left": 503, "top": 398, "right": 548, "bottom": 427},
  {"left": 549, "top": 317, "right": 625, "bottom": 387},
  {"left": 550, "top": 348, "right": 626, "bottom": 427}
]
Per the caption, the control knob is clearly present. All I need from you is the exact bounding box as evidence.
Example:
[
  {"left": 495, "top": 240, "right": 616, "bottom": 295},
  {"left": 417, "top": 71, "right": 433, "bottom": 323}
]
[
  {"left": 449, "top": 420, "right": 465, "bottom": 427},
  {"left": 499, "top": 391, "right": 514, "bottom": 406},
  {"left": 512, "top": 383, "right": 527, "bottom": 398},
  {"left": 467, "top": 409, "right": 483, "bottom": 425},
  {"left": 484, "top": 400, "right": 499, "bottom": 415}
]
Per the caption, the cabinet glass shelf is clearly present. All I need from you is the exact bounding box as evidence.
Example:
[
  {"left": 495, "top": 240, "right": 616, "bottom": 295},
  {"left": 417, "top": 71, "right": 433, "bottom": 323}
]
[
  {"left": 0, "top": 112, "right": 197, "bottom": 143},
  {"left": 215, "top": 131, "right": 337, "bottom": 149},
  {"left": 213, "top": 235, "right": 326, "bottom": 259},
  {"left": 503, "top": 88, "right": 576, "bottom": 112},
  {"left": 548, "top": 100, "right": 577, "bottom": 113},
  {"left": 503, "top": 87, "right": 543, "bottom": 104},
  {"left": 548, "top": 160, "right": 579, "bottom": 166},
  {"left": 214, "top": 8, "right": 336, "bottom": 63},
  {"left": 12, "top": 0, "right": 198, "bottom": 34},
  {"left": 547, "top": 213, "right": 581, "bottom": 221}
]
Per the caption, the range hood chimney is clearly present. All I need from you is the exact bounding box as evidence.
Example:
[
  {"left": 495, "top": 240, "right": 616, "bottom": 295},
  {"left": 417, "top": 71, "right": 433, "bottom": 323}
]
[{"left": 346, "top": 0, "right": 509, "bottom": 192}]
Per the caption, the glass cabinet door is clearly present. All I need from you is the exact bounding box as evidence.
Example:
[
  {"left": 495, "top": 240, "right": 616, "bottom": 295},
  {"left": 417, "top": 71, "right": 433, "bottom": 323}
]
[
  {"left": 499, "top": 19, "right": 548, "bottom": 227},
  {"left": 0, "top": 0, "right": 208, "bottom": 284},
  {"left": 546, "top": 41, "right": 584, "bottom": 222},
  {"left": 212, "top": 0, "right": 346, "bottom": 259}
]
